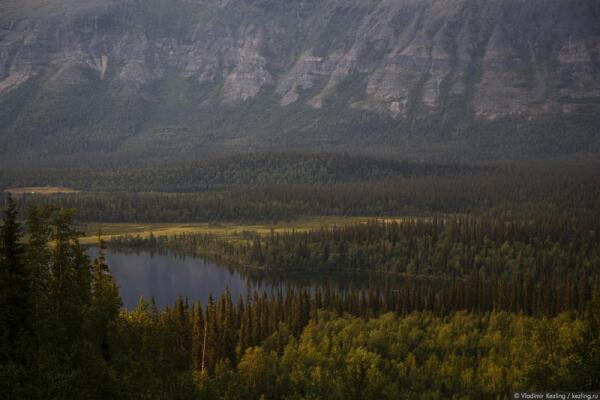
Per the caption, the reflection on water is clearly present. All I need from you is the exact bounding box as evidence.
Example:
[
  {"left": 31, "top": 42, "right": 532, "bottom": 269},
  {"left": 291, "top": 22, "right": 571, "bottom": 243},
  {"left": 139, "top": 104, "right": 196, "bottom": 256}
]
[
  {"left": 87, "top": 246, "right": 441, "bottom": 310},
  {"left": 87, "top": 247, "right": 266, "bottom": 309}
]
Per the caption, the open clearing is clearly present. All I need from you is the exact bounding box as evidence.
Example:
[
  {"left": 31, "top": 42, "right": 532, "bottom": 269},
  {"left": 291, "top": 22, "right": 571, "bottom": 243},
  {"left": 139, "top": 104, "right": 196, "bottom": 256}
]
[
  {"left": 78, "top": 216, "right": 407, "bottom": 245},
  {"left": 5, "top": 186, "right": 79, "bottom": 195}
]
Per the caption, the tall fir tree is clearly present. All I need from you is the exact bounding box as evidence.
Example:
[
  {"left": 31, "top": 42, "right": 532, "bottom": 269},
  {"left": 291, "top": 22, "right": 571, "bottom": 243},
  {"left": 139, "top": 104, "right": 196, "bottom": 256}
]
[
  {"left": 0, "top": 195, "right": 31, "bottom": 399},
  {"left": 90, "top": 232, "right": 122, "bottom": 361},
  {"left": 0, "top": 195, "right": 29, "bottom": 345},
  {"left": 191, "top": 303, "right": 205, "bottom": 372}
]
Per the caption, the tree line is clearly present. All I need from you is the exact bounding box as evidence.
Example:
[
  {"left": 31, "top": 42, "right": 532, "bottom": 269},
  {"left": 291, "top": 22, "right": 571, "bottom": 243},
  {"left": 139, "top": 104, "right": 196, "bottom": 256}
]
[
  {"left": 111, "top": 215, "right": 600, "bottom": 317},
  {"left": 0, "top": 152, "right": 486, "bottom": 192},
  {"left": 2, "top": 199, "right": 600, "bottom": 398},
  {"left": 0, "top": 197, "right": 121, "bottom": 398},
  {"left": 7, "top": 169, "right": 600, "bottom": 223}
]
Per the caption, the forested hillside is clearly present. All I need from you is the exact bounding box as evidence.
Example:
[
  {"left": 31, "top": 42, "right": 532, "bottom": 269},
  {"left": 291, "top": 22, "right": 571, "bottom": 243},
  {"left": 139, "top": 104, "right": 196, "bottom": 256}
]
[
  {"left": 1, "top": 0, "right": 599, "bottom": 163},
  {"left": 0, "top": 153, "right": 486, "bottom": 192},
  {"left": 111, "top": 216, "right": 600, "bottom": 316},
  {"left": 2, "top": 0, "right": 600, "bottom": 397},
  {"left": 1, "top": 199, "right": 600, "bottom": 399},
  {"left": 6, "top": 159, "right": 599, "bottom": 223}
]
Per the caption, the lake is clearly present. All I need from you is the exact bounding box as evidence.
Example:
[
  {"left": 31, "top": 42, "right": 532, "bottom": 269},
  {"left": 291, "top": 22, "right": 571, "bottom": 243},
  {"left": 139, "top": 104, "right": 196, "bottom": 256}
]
[
  {"left": 87, "top": 247, "right": 438, "bottom": 310},
  {"left": 87, "top": 247, "right": 265, "bottom": 309}
]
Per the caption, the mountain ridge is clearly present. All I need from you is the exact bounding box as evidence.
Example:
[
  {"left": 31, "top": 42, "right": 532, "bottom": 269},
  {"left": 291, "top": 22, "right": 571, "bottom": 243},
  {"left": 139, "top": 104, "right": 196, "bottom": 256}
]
[{"left": 1, "top": 0, "right": 599, "bottom": 164}]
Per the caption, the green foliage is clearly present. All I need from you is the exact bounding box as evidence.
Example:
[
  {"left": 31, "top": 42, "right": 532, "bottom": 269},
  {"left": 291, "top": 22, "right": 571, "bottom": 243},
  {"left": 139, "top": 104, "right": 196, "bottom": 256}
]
[
  {"left": 0, "top": 195, "right": 30, "bottom": 399},
  {"left": 4, "top": 155, "right": 600, "bottom": 223},
  {"left": 114, "top": 215, "right": 600, "bottom": 316},
  {"left": 195, "top": 311, "right": 597, "bottom": 399},
  {"left": 0, "top": 195, "right": 27, "bottom": 344},
  {"left": 89, "top": 234, "right": 122, "bottom": 362},
  {"left": 0, "top": 152, "right": 484, "bottom": 192},
  {"left": 0, "top": 202, "right": 123, "bottom": 399},
  {"left": 2, "top": 199, "right": 600, "bottom": 398}
]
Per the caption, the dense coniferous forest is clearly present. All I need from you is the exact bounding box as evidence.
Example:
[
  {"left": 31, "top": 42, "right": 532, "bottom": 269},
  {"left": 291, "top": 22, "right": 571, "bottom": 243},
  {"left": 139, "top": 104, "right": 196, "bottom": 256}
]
[
  {"left": 2, "top": 198, "right": 600, "bottom": 399},
  {"left": 3, "top": 154, "right": 599, "bottom": 226},
  {"left": 2, "top": 153, "right": 600, "bottom": 398},
  {"left": 6, "top": 171, "right": 600, "bottom": 223},
  {"left": 1, "top": 153, "right": 489, "bottom": 192},
  {"left": 130, "top": 217, "right": 600, "bottom": 275},
  {"left": 111, "top": 216, "right": 600, "bottom": 316},
  {"left": 2, "top": 0, "right": 600, "bottom": 397}
]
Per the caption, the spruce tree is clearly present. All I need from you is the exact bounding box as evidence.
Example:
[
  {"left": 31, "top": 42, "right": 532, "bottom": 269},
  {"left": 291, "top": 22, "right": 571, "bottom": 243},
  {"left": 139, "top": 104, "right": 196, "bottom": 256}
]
[
  {"left": 0, "top": 195, "right": 30, "bottom": 399},
  {"left": 25, "top": 205, "right": 53, "bottom": 328},
  {"left": 191, "top": 303, "right": 205, "bottom": 372},
  {"left": 0, "top": 195, "right": 28, "bottom": 344},
  {"left": 90, "top": 232, "right": 121, "bottom": 361}
]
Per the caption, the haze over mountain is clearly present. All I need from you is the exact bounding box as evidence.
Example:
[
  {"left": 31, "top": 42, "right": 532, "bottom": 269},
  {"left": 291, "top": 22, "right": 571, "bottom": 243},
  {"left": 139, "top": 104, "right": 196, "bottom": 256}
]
[{"left": 1, "top": 0, "right": 599, "bottom": 165}]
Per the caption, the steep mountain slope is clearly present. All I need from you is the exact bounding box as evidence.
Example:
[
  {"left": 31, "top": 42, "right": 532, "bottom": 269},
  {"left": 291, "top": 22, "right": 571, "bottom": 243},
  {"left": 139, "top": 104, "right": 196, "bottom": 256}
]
[{"left": 1, "top": 0, "right": 599, "bottom": 164}]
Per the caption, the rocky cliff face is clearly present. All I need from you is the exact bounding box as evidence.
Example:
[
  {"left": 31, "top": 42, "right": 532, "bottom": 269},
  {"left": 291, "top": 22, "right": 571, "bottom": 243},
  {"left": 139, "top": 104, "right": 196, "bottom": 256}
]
[{"left": 1, "top": 0, "right": 599, "bottom": 163}]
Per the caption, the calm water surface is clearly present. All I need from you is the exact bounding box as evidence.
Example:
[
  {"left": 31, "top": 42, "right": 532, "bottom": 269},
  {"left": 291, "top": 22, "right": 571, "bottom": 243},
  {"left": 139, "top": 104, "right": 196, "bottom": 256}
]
[
  {"left": 88, "top": 247, "right": 269, "bottom": 309},
  {"left": 87, "top": 247, "right": 424, "bottom": 310}
]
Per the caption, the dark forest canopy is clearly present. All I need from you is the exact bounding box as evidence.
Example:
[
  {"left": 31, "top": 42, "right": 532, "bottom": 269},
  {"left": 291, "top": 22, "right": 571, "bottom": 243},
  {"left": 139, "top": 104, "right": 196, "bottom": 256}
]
[
  {"left": 1, "top": 199, "right": 600, "bottom": 399},
  {"left": 1, "top": 153, "right": 600, "bottom": 399},
  {"left": 2, "top": 152, "right": 599, "bottom": 194},
  {"left": 1, "top": 152, "right": 492, "bottom": 192},
  {"left": 120, "top": 216, "right": 600, "bottom": 276},
  {"left": 3, "top": 155, "right": 600, "bottom": 223},
  {"left": 111, "top": 216, "right": 600, "bottom": 316},
  {"left": 2, "top": 153, "right": 598, "bottom": 226}
]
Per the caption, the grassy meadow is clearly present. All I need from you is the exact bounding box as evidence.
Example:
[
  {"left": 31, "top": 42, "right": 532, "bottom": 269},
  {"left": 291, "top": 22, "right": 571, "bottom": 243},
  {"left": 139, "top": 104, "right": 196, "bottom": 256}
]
[
  {"left": 78, "top": 216, "right": 408, "bottom": 245},
  {"left": 5, "top": 186, "right": 79, "bottom": 195}
]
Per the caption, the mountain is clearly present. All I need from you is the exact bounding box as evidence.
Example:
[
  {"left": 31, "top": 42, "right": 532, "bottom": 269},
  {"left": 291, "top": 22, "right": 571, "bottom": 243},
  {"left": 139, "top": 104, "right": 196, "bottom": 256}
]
[{"left": 1, "top": 0, "right": 599, "bottom": 165}]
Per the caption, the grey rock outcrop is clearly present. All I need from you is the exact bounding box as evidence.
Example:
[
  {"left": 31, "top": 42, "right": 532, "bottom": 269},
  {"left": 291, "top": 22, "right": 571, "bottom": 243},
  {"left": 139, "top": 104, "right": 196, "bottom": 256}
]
[{"left": 1, "top": 0, "right": 599, "bottom": 161}]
